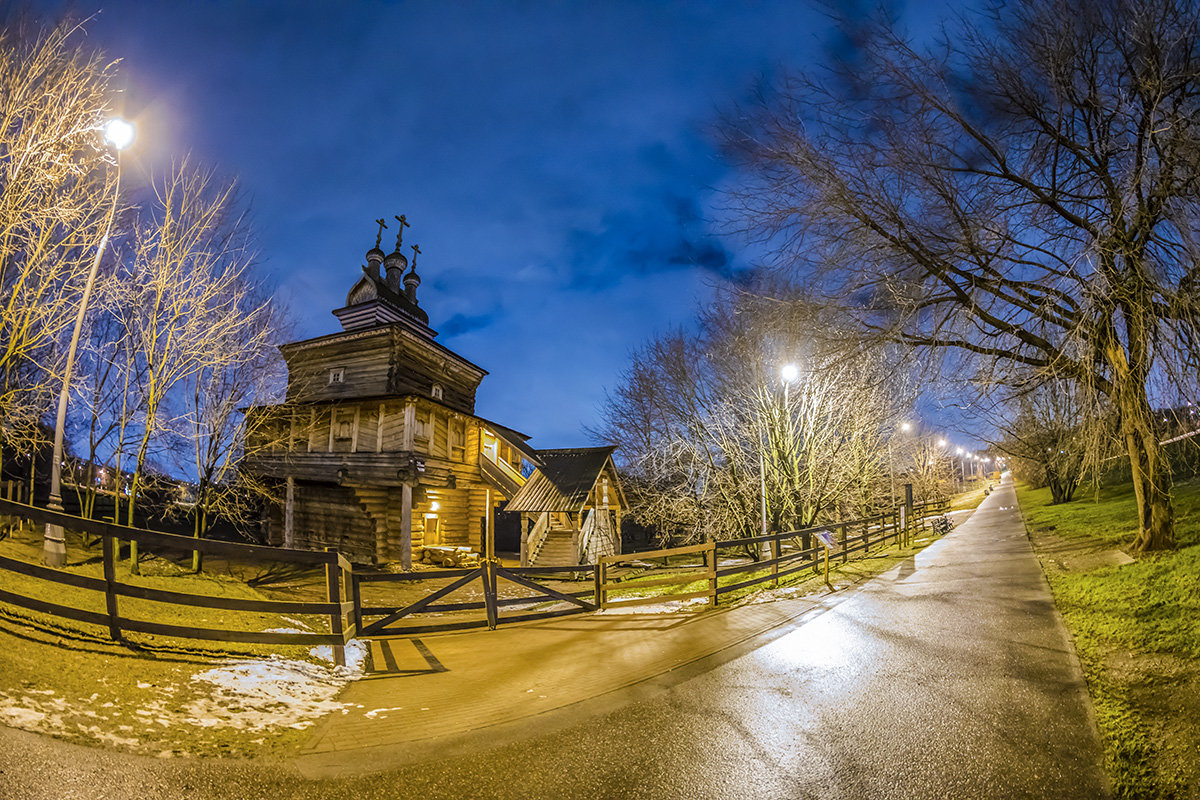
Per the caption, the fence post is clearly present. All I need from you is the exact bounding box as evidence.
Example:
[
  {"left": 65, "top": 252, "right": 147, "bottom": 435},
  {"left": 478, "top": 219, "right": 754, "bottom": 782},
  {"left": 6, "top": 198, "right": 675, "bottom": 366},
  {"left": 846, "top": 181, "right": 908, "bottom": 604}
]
[
  {"left": 483, "top": 558, "right": 499, "bottom": 630},
  {"left": 101, "top": 534, "right": 121, "bottom": 641},
  {"left": 839, "top": 523, "right": 848, "bottom": 564},
  {"left": 593, "top": 563, "right": 602, "bottom": 610},
  {"left": 350, "top": 572, "right": 363, "bottom": 634},
  {"left": 771, "top": 534, "right": 780, "bottom": 588},
  {"left": 324, "top": 548, "right": 345, "bottom": 667},
  {"left": 708, "top": 541, "right": 717, "bottom": 606}
]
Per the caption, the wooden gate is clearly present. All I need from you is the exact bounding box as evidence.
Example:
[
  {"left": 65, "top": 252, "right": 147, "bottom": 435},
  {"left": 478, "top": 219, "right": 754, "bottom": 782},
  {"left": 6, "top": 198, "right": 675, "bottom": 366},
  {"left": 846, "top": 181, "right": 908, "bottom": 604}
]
[{"left": 355, "top": 560, "right": 598, "bottom": 636}]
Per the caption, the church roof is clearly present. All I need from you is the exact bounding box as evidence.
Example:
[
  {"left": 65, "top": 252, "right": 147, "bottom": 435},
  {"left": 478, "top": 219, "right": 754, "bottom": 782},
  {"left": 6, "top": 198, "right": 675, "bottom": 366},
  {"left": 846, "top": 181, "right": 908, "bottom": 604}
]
[
  {"left": 334, "top": 269, "right": 429, "bottom": 332},
  {"left": 504, "top": 446, "right": 623, "bottom": 513}
]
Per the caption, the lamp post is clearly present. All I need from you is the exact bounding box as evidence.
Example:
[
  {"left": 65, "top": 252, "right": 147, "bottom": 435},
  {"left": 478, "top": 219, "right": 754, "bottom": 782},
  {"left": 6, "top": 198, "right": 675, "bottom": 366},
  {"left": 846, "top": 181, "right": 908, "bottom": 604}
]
[
  {"left": 888, "top": 421, "right": 912, "bottom": 508},
  {"left": 43, "top": 118, "right": 134, "bottom": 567},
  {"left": 761, "top": 364, "right": 799, "bottom": 542}
]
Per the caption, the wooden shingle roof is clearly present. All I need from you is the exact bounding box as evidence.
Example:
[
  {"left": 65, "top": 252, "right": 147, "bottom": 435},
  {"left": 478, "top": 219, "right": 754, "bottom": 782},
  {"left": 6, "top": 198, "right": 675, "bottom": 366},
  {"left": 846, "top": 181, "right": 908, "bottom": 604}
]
[{"left": 504, "top": 446, "right": 622, "bottom": 513}]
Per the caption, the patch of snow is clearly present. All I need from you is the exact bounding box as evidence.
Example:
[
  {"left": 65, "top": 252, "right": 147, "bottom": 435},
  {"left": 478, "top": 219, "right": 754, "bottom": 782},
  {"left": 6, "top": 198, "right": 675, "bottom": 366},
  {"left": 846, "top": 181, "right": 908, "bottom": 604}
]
[
  {"left": 184, "top": 652, "right": 363, "bottom": 732},
  {"left": 310, "top": 639, "right": 368, "bottom": 671},
  {"left": 596, "top": 596, "right": 711, "bottom": 615},
  {"left": 364, "top": 706, "right": 404, "bottom": 719},
  {"left": 280, "top": 616, "right": 312, "bottom": 630}
]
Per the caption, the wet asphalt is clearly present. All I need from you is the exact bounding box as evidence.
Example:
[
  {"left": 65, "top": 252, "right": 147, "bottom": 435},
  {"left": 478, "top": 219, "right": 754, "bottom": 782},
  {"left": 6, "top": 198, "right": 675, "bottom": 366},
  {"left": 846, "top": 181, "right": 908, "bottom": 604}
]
[{"left": 0, "top": 479, "right": 1108, "bottom": 799}]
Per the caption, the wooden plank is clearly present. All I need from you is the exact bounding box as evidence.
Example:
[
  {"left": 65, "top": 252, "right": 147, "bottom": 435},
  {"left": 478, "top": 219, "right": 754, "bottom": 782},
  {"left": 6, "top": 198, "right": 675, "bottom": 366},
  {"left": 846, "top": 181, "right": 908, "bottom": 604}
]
[
  {"left": 284, "top": 476, "right": 295, "bottom": 549},
  {"left": 0, "top": 587, "right": 111, "bottom": 628},
  {"left": 118, "top": 617, "right": 343, "bottom": 645},
  {"left": 350, "top": 405, "right": 361, "bottom": 453},
  {"left": 599, "top": 540, "right": 711, "bottom": 565},
  {"left": 325, "top": 548, "right": 345, "bottom": 667},
  {"left": 356, "top": 567, "right": 478, "bottom": 583},
  {"left": 111, "top": 582, "right": 336, "bottom": 614},
  {"left": 360, "top": 568, "right": 482, "bottom": 634},
  {"left": 0, "top": 499, "right": 334, "bottom": 565},
  {"left": 102, "top": 535, "right": 121, "bottom": 640},
  {"left": 495, "top": 566, "right": 595, "bottom": 610},
  {"left": 376, "top": 402, "right": 385, "bottom": 453},
  {"left": 508, "top": 564, "right": 594, "bottom": 576},
  {"left": 399, "top": 483, "right": 413, "bottom": 569},
  {"left": 0, "top": 553, "right": 107, "bottom": 591},
  {"left": 482, "top": 559, "right": 499, "bottom": 629}
]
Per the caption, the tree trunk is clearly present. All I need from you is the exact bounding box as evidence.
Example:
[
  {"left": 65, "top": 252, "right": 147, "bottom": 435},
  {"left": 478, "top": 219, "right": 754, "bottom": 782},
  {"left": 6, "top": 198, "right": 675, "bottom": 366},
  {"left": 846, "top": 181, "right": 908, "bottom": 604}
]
[
  {"left": 1120, "top": 393, "right": 1175, "bottom": 552},
  {"left": 191, "top": 507, "right": 206, "bottom": 573}
]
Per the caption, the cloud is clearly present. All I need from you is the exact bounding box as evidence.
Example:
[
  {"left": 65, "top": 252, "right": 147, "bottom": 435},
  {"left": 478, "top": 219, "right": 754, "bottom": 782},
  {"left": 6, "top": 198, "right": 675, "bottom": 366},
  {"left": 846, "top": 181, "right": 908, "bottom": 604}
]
[{"left": 438, "top": 312, "right": 497, "bottom": 338}]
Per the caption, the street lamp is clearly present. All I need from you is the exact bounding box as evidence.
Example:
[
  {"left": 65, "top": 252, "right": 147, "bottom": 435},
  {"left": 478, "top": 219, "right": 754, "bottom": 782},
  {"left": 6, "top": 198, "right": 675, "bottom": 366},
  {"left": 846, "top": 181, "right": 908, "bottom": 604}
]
[
  {"left": 889, "top": 421, "right": 914, "bottom": 508},
  {"left": 43, "top": 118, "right": 134, "bottom": 567},
  {"left": 762, "top": 364, "right": 799, "bottom": 539}
]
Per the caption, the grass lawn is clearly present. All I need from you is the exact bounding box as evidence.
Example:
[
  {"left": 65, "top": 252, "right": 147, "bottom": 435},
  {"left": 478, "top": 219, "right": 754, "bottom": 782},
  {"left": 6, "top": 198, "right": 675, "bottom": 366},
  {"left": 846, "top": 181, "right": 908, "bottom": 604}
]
[
  {"left": 1017, "top": 479, "right": 1200, "bottom": 799},
  {"left": 0, "top": 524, "right": 350, "bottom": 757}
]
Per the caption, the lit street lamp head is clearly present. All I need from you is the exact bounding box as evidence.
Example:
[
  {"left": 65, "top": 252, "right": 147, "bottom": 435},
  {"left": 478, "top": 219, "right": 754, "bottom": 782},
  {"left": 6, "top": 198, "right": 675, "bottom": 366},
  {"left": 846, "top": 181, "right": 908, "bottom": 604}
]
[
  {"left": 780, "top": 363, "right": 799, "bottom": 383},
  {"left": 103, "top": 118, "right": 135, "bottom": 150},
  {"left": 900, "top": 422, "right": 912, "bottom": 432},
  {"left": 937, "top": 438, "right": 946, "bottom": 447}
]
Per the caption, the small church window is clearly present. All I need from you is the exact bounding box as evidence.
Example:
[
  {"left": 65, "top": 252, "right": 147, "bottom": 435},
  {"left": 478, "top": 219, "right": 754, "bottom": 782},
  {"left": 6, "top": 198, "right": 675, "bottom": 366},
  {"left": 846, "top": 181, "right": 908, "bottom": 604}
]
[
  {"left": 328, "top": 368, "right": 345, "bottom": 385},
  {"left": 450, "top": 420, "right": 465, "bottom": 461},
  {"left": 431, "top": 383, "right": 444, "bottom": 400}
]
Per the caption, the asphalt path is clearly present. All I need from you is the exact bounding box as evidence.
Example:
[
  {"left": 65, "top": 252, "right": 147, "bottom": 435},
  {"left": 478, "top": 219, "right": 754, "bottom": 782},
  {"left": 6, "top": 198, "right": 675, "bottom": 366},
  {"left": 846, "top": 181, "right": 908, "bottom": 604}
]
[{"left": 0, "top": 479, "right": 1108, "bottom": 799}]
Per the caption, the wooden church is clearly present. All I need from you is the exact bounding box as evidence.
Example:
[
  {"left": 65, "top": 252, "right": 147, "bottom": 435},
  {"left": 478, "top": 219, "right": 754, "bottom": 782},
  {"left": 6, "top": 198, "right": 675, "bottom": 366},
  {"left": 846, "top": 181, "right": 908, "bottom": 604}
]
[{"left": 245, "top": 217, "right": 624, "bottom": 568}]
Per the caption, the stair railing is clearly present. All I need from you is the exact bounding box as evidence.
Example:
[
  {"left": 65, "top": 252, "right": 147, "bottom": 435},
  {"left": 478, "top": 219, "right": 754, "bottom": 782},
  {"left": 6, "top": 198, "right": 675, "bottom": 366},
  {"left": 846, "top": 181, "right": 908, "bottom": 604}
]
[
  {"left": 526, "top": 512, "right": 551, "bottom": 564},
  {"left": 577, "top": 508, "right": 596, "bottom": 564}
]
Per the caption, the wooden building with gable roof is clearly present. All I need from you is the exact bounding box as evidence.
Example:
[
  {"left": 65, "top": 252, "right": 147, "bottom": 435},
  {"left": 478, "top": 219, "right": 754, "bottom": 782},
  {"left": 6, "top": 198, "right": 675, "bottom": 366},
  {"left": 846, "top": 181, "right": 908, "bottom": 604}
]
[
  {"left": 506, "top": 447, "right": 625, "bottom": 566},
  {"left": 246, "top": 218, "right": 624, "bottom": 568}
]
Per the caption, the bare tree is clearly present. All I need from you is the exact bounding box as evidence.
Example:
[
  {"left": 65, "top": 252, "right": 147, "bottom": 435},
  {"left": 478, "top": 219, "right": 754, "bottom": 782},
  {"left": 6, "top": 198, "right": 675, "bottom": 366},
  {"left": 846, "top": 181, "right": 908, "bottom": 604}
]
[
  {"left": 175, "top": 287, "right": 285, "bottom": 571},
  {"left": 0, "top": 14, "right": 116, "bottom": 467},
  {"left": 994, "top": 378, "right": 1108, "bottom": 504},
  {"left": 598, "top": 290, "right": 913, "bottom": 545},
  {"left": 117, "top": 161, "right": 265, "bottom": 572},
  {"left": 726, "top": 0, "right": 1200, "bottom": 550}
]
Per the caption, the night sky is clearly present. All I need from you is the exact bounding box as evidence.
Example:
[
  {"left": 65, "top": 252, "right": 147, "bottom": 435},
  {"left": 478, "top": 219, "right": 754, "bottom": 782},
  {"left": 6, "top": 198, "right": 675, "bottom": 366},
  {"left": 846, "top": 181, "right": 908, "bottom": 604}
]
[{"left": 36, "top": 1, "right": 958, "bottom": 448}]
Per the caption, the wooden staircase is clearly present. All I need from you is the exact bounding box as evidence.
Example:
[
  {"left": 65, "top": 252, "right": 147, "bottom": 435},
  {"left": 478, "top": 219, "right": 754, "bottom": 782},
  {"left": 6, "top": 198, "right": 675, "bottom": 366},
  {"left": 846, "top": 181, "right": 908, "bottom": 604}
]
[{"left": 529, "top": 530, "right": 578, "bottom": 567}]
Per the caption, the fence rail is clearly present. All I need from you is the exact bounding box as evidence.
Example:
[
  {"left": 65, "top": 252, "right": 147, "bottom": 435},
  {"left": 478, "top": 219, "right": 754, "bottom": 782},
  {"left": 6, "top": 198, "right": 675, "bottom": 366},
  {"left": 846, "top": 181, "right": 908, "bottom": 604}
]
[
  {"left": 596, "top": 500, "right": 950, "bottom": 610},
  {"left": 0, "top": 497, "right": 355, "bottom": 664},
  {"left": 0, "top": 494, "right": 950, "bottom": 654}
]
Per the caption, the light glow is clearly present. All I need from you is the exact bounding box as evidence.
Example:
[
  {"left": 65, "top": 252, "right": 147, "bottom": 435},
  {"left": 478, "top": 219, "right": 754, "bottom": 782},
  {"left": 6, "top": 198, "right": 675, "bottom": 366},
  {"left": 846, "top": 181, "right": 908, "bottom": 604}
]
[
  {"left": 103, "top": 118, "right": 135, "bottom": 150},
  {"left": 780, "top": 364, "right": 799, "bottom": 383}
]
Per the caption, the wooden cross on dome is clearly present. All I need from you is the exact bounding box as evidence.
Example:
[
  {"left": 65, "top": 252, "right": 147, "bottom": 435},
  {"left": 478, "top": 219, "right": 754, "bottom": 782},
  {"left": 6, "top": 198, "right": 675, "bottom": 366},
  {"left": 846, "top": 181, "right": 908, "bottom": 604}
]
[
  {"left": 394, "top": 214, "right": 410, "bottom": 250},
  {"left": 374, "top": 218, "right": 388, "bottom": 248},
  {"left": 410, "top": 243, "right": 421, "bottom": 269}
]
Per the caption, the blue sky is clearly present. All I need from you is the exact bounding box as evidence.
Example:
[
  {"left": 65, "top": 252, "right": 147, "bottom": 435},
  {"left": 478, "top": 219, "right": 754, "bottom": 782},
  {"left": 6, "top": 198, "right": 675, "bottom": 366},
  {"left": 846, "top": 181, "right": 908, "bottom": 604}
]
[{"left": 41, "top": 0, "right": 965, "bottom": 447}]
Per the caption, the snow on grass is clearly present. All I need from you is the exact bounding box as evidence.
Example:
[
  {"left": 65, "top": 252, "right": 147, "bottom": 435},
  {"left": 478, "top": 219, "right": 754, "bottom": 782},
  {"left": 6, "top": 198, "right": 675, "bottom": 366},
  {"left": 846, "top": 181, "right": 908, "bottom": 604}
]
[
  {"left": 595, "top": 595, "right": 711, "bottom": 615},
  {"left": 183, "top": 633, "right": 367, "bottom": 732}
]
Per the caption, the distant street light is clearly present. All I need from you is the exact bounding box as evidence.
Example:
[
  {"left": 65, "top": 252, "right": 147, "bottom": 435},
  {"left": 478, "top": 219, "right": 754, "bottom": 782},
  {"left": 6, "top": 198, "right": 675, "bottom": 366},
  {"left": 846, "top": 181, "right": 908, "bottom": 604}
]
[{"left": 43, "top": 118, "right": 134, "bottom": 567}]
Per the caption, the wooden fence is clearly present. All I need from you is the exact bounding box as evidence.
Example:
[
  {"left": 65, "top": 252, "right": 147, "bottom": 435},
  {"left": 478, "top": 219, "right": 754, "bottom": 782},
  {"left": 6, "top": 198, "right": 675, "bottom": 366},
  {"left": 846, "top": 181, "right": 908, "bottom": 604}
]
[
  {"left": 597, "top": 500, "right": 950, "bottom": 610},
  {"left": 354, "top": 561, "right": 598, "bottom": 636},
  {"left": 0, "top": 494, "right": 949, "bottom": 654},
  {"left": 0, "top": 497, "right": 355, "bottom": 666}
]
